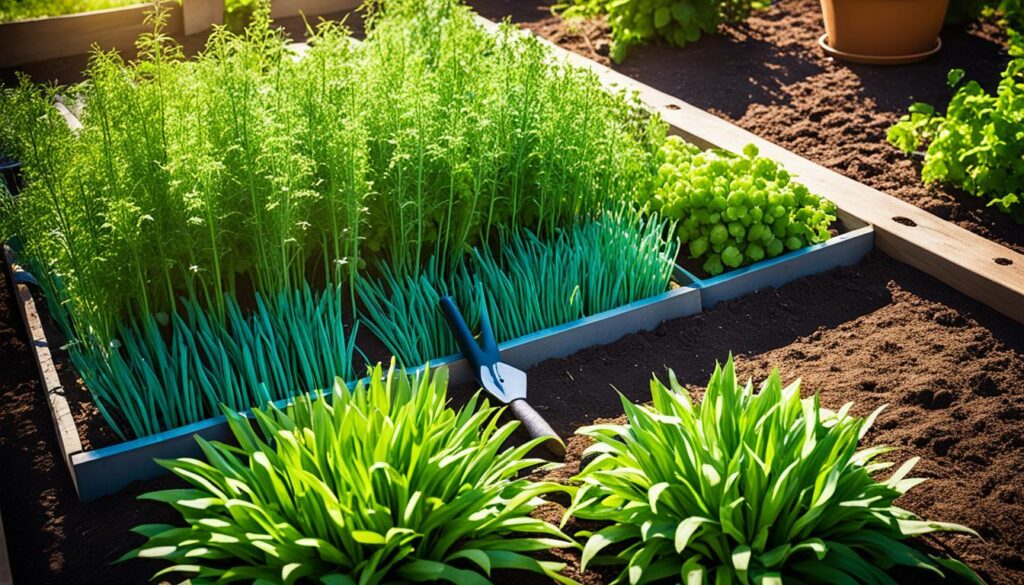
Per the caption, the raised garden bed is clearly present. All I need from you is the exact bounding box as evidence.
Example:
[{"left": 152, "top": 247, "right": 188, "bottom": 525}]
[{"left": 3, "top": 252, "right": 1024, "bottom": 584}]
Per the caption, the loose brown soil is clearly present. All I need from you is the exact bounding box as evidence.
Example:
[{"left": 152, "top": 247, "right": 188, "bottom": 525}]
[
  {"left": 470, "top": 0, "right": 1024, "bottom": 254},
  {"left": 5, "top": 251, "right": 1021, "bottom": 584}
]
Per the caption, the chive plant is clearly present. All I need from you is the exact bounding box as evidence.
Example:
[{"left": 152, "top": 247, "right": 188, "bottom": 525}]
[
  {"left": 0, "top": 0, "right": 665, "bottom": 438},
  {"left": 358, "top": 210, "right": 678, "bottom": 368}
]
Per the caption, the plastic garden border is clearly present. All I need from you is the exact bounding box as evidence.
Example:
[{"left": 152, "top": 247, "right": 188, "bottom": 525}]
[
  {"left": 4, "top": 250, "right": 704, "bottom": 501},
  {"left": 676, "top": 213, "right": 875, "bottom": 310}
]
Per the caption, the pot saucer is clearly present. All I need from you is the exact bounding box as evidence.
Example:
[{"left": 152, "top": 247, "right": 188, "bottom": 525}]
[{"left": 818, "top": 34, "right": 942, "bottom": 65}]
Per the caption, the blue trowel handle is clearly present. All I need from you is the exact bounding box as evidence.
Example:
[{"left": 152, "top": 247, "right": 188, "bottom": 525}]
[{"left": 439, "top": 296, "right": 488, "bottom": 369}]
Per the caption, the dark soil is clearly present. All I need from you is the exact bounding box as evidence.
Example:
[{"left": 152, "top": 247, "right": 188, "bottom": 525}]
[{"left": 470, "top": 0, "right": 1024, "bottom": 255}]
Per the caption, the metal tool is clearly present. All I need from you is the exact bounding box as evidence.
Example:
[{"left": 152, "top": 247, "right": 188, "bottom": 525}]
[{"left": 439, "top": 296, "right": 565, "bottom": 457}]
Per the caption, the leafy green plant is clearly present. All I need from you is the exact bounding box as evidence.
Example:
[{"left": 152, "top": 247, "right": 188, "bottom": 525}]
[
  {"left": 567, "top": 356, "right": 981, "bottom": 584},
  {"left": 557, "top": 0, "right": 768, "bottom": 62},
  {"left": 888, "top": 31, "right": 1024, "bottom": 223},
  {"left": 946, "top": 0, "right": 1023, "bottom": 29},
  {"left": 645, "top": 137, "right": 835, "bottom": 276},
  {"left": 124, "top": 363, "right": 577, "bottom": 584},
  {"left": 357, "top": 210, "right": 678, "bottom": 367}
]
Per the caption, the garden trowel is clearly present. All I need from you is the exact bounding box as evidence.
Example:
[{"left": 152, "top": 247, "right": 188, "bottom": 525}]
[{"left": 439, "top": 296, "right": 565, "bottom": 457}]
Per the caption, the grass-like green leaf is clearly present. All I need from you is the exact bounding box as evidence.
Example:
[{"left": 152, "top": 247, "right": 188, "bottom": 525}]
[
  {"left": 568, "top": 356, "right": 982, "bottom": 584},
  {"left": 124, "top": 363, "right": 576, "bottom": 584}
]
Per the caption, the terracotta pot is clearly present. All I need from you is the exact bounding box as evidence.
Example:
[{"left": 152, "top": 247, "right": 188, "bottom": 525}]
[{"left": 820, "top": 0, "right": 948, "bottom": 59}]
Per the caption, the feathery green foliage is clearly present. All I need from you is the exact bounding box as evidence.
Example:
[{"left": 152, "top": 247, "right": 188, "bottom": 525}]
[
  {"left": 888, "top": 31, "right": 1024, "bottom": 223},
  {"left": 0, "top": 0, "right": 664, "bottom": 438},
  {"left": 567, "top": 357, "right": 981, "bottom": 585},
  {"left": 124, "top": 364, "right": 577, "bottom": 584},
  {"left": 357, "top": 210, "right": 678, "bottom": 367}
]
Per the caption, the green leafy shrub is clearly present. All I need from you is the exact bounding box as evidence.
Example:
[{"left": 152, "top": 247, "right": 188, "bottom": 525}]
[
  {"left": 888, "top": 32, "right": 1024, "bottom": 223},
  {"left": 644, "top": 137, "right": 835, "bottom": 276},
  {"left": 946, "top": 0, "right": 1023, "bottom": 29},
  {"left": 567, "top": 357, "right": 981, "bottom": 584},
  {"left": 124, "top": 364, "right": 576, "bottom": 584},
  {"left": 557, "top": 0, "right": 768, "bottom": 62},
  {"left": 357, "top": 209, "right": 678, "bottom": 367}
]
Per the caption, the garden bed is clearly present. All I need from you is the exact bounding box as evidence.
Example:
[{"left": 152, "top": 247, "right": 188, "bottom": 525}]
[
  {"left": 7, "top": 208, "right": 876, "bottom": 500},
  {"left": 470, "top": 0, "right": 1023, "bottom": 255},
  {"left": 3, "top": 252, "right": 1023, "bottom": 584}
]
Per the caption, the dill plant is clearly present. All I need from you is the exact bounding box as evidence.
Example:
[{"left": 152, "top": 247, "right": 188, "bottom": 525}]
[{"left": 0, "top": 0, "right": 667, "bottom": 438}]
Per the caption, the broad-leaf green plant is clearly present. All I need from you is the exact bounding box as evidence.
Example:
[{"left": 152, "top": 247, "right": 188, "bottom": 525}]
[
  {"left": 124, "top": 363, "right": 577, "bottom": 584},
  {"left": 567, "top": 356, "right": 981, "bottom": 584}
]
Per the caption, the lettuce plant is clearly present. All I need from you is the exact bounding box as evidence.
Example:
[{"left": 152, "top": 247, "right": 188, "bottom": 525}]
[
  {"left": 124, "top": 364, "right": 576, "bottom": 584},
  {"left": 888, "top": 31, "right": 1024, "bottom": 223},
  {"left": 557, "top": 0, "right": 768, "bottom": 62},
  {"left": 567, "top": 357, "right": 981, "bottom": 584}
]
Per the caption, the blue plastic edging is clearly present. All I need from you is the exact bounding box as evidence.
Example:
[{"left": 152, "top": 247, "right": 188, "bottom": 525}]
[
  {"left": 676, "top": 225, "right": 875, "bottom": 310},
  {"left": 69, "top": 274, "right": 701, "bottom": 501}
]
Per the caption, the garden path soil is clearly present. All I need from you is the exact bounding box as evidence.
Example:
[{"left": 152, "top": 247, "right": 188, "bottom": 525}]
[
  {"left": 470, "top": 0, "right": 1024, "bottom": 254},
  {"left": 4, "top": 252, "right": 1023, "bottom": 584}
]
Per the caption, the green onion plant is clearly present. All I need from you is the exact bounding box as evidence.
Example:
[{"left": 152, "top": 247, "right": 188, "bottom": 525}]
[{"left": 357, "top": 209, "right": 678, "bottom": 368}]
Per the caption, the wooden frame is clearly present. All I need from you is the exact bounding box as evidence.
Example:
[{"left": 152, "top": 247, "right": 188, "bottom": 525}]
[
  {"left": 270, "top": 0, "right": 360, "bottom": 20},
  {"left": 475, "top": 16, "right": 1024, "bottom": 325},
  {"left": 0, "top": 0, "right": 223, "bottom": 69},
  {"left": 4, "top": 9, "right": 1018, "bottom": 504}
]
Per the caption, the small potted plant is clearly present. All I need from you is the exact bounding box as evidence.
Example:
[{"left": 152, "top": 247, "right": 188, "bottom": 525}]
[{"left": 818, "top": 0, "right": 949, "bottom": 64}]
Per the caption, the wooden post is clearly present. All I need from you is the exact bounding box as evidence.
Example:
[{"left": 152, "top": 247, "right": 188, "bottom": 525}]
[{"left": 184, "top": 0, "right": 223, "bottom": 36}]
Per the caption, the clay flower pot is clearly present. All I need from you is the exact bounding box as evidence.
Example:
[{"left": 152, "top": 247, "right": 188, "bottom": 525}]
[{"left": 818, "top": 0, "right": 949, "bottom": 64}]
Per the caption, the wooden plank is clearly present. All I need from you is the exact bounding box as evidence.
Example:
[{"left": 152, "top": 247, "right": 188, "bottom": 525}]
[
  {"left": 53, "top": 100, "right": 83, "bottom": 133},
  {"left": 475, "top": 15, "right": 1024, "bottom": 324},
  {"left": 0, "top": 3, "right": 183, "bottom": 69},
  {"left": 184, "top": 0, "right": 223, "bottom": 36},
  {"left": 270, "top": 0, "right": 360, "bottom": 20},
  {"left": 3, "top": 246, "right": 84, "bottom": 495}
]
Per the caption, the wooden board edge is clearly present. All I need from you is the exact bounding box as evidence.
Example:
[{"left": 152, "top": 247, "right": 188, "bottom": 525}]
[
  {"left": 0, "top": 2, "right": 185, "bottom": 68},
  {"left": 3, "top": 245, "right": 84, "bottom": 495},
  {"left": 475, "top": 14, "right": 1024, "bottom": 324}
]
